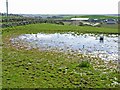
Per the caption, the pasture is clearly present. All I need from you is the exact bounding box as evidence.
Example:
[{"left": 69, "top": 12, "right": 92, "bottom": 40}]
[{"left": 2, "top": 23, "right": 119, "bottom": 88}]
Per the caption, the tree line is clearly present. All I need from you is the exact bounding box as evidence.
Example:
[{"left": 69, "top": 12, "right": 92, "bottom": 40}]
[{"left": 1, "top": 14, "right": 64, "bottom": 28}]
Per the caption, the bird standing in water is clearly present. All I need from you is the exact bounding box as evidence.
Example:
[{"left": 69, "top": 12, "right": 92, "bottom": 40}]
[{"left": 99, "top": 36, "right": 104, "bottom": 43}]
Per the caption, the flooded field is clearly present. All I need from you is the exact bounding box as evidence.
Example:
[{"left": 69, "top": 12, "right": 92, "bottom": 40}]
[{"left": 11, "top": 32, "right": 118, "bottom": 61}]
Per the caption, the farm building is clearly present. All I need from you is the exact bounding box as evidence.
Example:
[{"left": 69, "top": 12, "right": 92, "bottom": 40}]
[
  {"left": 106, "top": 19, "right": 116, "bottom": 24},
  {"left": 89, "top": 19, "right": 102, "bottom": 23},
  {"left": 70, "top": 18, "right": 89, "bottom": 25},
  {"left": 70, "top": 18, "right": 89, "bottom": 21}
]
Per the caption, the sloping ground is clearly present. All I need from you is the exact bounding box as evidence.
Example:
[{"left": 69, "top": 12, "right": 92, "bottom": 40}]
[
  {"left": 2, "top": 23, "right": 118, "bottom": 34},
  {"left": 2, "top": 24, "right": 119, "bottom": 88}
]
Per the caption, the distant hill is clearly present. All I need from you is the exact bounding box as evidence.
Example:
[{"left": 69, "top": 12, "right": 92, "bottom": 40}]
[
  {"left": 63, "top": 15, "right": 118, "bottom": 20},
  {"left": 1, "top": 13, "right": 119, "bottom": 20},
  {"left": 104, "top": 14, "right": 118, "bottom": 17}
]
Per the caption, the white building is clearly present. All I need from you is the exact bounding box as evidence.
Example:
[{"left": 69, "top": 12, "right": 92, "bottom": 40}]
[
  {"left": 70, "top": 18, "right": 89, "bottom": 25},
  {"left": 71, "top": 18, "right": 89, "bottom": 21}
]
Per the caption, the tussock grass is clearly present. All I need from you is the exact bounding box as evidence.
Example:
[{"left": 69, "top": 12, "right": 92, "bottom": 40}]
[{"left": 78, "top": 60, "right": 91, "bottom": 68}]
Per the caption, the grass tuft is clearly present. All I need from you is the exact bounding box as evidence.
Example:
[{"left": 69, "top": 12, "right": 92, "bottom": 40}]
[{"left": 78, "top": 60, "right": 91, "bottom": 68}]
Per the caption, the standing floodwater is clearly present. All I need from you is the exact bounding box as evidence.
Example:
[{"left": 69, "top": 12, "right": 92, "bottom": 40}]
[{"left": 11, "top": 32, "right": 118, "bottom": 61}]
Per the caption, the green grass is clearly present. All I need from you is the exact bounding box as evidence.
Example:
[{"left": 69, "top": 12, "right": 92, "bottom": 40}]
[
  {"left": 78, "top": 60, "right": 91, "bottom": 68},
  {"left": 2, "top": 23, "right": 119, "bottom": 88},
  {"left": 2, "top": 23, "right": 118, "bottom": 35},
  {"left": 101, "top": 24, "right": 118, "bottom": 29},
  {"left": 0, "top": 28, "right": 2, "bottom": 89}
]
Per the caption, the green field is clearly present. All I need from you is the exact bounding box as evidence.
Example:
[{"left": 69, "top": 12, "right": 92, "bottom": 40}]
[
  {"left": 3, "top": 23, "right": 118, "bottom": 35},
  {"left": 2, "top": 23, "right": 119, "bottom": 88},
  {"left": 101, "top": 24, "right": 118, "bottom": 29}
]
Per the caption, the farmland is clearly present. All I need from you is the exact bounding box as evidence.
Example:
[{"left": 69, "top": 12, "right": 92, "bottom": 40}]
[
  {"left": 101, "top": 24, "right": 118, "bottom": 29},
  {"left": 2, "top": 23, "right": 119, "bottom": 88},
  {"left": 63, "top": 15, "right": 119, "bottom": 20}
]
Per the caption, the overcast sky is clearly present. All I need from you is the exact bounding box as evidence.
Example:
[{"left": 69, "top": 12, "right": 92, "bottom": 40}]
[{"left": 0, "top": 0, "right": 119, "bottom": 14}]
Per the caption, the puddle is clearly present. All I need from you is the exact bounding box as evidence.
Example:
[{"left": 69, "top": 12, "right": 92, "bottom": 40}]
[{"left": 11, "top": 32, "right": 118, "bottom": 61}]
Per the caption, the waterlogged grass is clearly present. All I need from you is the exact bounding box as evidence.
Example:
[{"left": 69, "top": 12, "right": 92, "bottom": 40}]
[
  {"left": 2, "top": 47, "right": 119, "bottom": 88},
  {"left": 2, "top": 23, "right": 119, "bottom": 88}
]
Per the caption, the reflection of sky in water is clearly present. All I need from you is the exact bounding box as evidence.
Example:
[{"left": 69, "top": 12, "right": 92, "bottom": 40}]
[{"left": 11, "top": 33, "right": 118, "bottom": 61}]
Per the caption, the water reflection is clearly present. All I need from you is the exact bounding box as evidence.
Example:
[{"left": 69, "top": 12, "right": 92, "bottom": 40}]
[{"left": 11, "top": 32, "right": 118, "bottom": 61}]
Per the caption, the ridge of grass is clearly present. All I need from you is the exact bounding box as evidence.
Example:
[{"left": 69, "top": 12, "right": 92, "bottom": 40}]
[{"left": 2, "top": 23, "right": 118, "bottom": 35}]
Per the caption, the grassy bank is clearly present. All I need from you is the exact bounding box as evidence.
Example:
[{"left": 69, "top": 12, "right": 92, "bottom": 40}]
[
  {"left": 2, "top": 23, "right": 119, "bottom": 88},
  {"left": 3, "top": 23, "right": 118, "bottom": 35}
]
